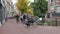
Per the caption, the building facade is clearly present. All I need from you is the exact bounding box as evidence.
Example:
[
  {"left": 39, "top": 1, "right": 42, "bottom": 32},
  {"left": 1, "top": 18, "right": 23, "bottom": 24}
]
[
  {"left": 45, "top": 0, "right": 60, "bottom": 26},
  {"left": 0, "top": 0, "right": 16, "bottom": 26},
  {"left": 0, "top": 0, "right": 5, "bottom": 26},
  {"left": 1, "top": 0, "right": 16, "bottom": 18}
]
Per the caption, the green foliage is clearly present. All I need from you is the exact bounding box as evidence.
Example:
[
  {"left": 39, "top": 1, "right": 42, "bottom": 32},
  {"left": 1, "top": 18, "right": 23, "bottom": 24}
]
[
  {"left": 31, "top": 0, "right": 48, "bottom": 17},
  {"left": 16, "top": 0, "right": 30, "bottom": 14}
]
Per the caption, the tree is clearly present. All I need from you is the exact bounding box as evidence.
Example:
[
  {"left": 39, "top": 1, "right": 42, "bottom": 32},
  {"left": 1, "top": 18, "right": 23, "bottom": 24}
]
[
  {"left": 16, "top": 0, "right": 30, "bottom": 14},
  {"left": 31, "top": 0, "right": 48, "bottom": 17}
]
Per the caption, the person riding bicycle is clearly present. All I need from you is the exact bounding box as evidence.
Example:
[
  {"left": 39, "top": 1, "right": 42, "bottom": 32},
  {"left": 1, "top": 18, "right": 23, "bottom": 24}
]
[{"left": 26, "top": 16, "right": 35, "bottom": 27}]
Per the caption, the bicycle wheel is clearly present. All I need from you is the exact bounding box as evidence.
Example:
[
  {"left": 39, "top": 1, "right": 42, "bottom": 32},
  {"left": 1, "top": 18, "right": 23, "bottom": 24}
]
[{"left": 32, "top": 22, "right": 38, "bottom": 28}]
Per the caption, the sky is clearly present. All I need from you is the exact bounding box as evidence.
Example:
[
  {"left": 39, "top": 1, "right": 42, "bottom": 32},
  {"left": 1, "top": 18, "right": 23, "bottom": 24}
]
[
  {"left": 12, "top": 0, "right": 48, "bottom": 4},
  {"left": 29, "top": 0, "right": 34, "bottom": 2},
  {"left": 12, "top": 0, "right": 17, "bottom": 4},
  {"left": 12, "top": 0, "right": 34, "bottom": 4}
]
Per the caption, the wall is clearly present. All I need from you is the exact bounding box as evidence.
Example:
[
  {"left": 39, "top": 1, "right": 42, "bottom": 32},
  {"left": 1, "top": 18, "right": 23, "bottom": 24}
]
[{"left": 0, "top": 3, "right": 5, "bottom": 26}]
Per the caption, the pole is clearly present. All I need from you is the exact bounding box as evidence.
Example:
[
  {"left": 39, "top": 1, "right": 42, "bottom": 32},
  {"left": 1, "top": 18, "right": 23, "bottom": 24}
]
[{"left": 55, "top": 18, "right": 57, "bottom": 26}]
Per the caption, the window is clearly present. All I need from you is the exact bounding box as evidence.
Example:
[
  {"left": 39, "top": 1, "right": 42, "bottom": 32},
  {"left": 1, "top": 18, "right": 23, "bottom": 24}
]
[
  {"left": 56, "top": 7, "right": 60, "bottom": 13},
  {"left": 0, "top": 3, "right": 2, "bottom": 9},
  {"left": 50, "top": 6, "right": 54, "bottom": 10},
  {"left": 3, "top": 0, "right": 5, "bottom": 5},
  {"left": 51, "top": 0, "right": 53, "bottom": 2},
  {"left": 51, "top": 3, "right": 53, "bottom": 6},
  {"left": 47, "top": 13, "right": 50, "bottom": 18},
  {"left": 50, "top": 0, "right": 53, "bottom": 6}
]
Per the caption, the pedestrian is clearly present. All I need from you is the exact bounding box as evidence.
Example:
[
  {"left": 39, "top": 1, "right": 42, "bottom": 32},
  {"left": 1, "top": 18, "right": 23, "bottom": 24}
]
[
  {"left": 23, "top": 14, "right": 26, "bottom": 21},
  {"left": 20, "top": 14, "right": 23, "bottom": 23},
  {"left": 15, "top": 14, "right": 19, "bottom": 23},
  {"left": 28, "top": 16, "right": 35, "bottom": 26},
  {"left": 5, "top": 13, "right": 9, "bottom": 22}
]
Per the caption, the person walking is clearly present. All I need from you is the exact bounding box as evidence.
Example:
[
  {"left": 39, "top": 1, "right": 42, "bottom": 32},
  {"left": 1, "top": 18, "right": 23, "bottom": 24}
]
[
  {"left": 15, "top": 14, "right": 19, "bottom": 23},
  {"left": 5, "top": 13, "right": 9, "bottom": 22},
  {"left": 20, "top": 14, "right": 23, "bottom": 23},
  {"left": 23, "top": 14, "right": 26, "bottom": 21}
]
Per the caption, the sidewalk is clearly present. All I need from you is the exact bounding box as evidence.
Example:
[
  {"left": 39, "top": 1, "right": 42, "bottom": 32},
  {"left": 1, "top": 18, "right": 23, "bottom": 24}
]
[{"left": 0, "top": 19, "right": 60, "bottom": 34}]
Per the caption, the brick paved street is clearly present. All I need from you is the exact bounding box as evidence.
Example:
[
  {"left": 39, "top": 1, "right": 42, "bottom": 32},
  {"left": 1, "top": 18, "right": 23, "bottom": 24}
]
[{"left": 0, "top": 19, "right": 60, "bottom": 34}]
